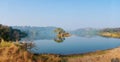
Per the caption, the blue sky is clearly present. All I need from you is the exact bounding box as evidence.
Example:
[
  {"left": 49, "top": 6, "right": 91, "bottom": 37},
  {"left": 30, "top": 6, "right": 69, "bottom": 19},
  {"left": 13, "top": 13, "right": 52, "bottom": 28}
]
[{"left": 0, "top": 0, "right": 120, "bottom": 30}]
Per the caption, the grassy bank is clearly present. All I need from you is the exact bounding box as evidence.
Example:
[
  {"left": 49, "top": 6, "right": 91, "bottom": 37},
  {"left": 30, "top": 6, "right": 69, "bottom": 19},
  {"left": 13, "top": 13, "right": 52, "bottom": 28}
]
[
  {"left": 65, "top": 47, "right": 120, "bottom": 62},
  {"left": 99, "top": 32, "right": 120, "bottom": 38},
  {"left": 0, "top": 40, "right": 63, "bottom": 62},
  {"left": 1, "top": 40, "right": 120, "bottom": 62}
]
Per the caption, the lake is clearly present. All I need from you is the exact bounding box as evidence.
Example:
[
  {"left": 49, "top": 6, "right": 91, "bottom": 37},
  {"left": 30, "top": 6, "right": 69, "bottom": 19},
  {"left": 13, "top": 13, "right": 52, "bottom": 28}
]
[{"left": 29, "top": 36, "right": 120, "bottom": 55}]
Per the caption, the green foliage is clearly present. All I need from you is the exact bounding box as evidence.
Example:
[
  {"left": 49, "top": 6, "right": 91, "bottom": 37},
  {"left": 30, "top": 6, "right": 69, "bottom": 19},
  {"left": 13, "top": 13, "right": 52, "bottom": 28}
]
[
  {"left": 54, "top": 28, "right": 65, "bottom": 34},
  {"left": 0, "top": 24, "right": 27, "bottom": 41},
  {"left": 54, "top": 28, "right": 70, "bottom": 43}
]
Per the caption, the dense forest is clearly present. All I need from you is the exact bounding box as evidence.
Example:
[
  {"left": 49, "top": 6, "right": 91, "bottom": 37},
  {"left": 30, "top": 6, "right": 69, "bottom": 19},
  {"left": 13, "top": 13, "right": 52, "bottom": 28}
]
[{"left": 0, "top": 24, "right": 27, "bottom": 41}]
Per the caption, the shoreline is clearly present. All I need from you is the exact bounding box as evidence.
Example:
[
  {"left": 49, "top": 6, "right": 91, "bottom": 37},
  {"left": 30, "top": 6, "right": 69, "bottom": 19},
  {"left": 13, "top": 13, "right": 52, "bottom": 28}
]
[
  {"left": 35, "top": 46, "right": 120, "bottom": 62},
  {"left": 33, "top": 46, "right": 119, "bottom": 56},
  {"left": 66, "top": 46, "right": 120, "bottom": 62},
  {"left": 1, "top": 41, "right": 120, "bottom": 62}
]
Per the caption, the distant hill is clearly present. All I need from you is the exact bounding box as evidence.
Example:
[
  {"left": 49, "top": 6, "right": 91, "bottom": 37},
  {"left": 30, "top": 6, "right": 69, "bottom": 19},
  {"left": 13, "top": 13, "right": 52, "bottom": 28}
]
[
  {"left": 70, "top": 28, "right": 99, "bottom": 37},
  {"left": 12, "top": 26, "right": 101, "bottom": 40},
  {"left": 12, "top": 26, "right": 58, "bottom": 40}
]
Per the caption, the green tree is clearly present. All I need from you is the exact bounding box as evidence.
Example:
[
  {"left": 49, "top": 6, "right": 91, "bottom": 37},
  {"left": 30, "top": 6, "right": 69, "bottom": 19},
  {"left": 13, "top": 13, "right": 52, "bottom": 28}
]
[
  {"left": 54, "top": 28, "right": 65, "bottom": 34},
  {"left": 0, "top": 24, "right": 27, "bottom": 41}
]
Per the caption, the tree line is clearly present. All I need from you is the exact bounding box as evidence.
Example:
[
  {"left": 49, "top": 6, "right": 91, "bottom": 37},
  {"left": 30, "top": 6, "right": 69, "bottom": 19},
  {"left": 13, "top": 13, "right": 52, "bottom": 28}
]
[{"left": 0, "top": 24, "right": 27, "bottom": 41}]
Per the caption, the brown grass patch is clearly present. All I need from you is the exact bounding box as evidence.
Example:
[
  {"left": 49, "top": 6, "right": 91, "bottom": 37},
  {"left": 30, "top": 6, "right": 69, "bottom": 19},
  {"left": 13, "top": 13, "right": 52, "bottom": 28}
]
[{"left": 0, "top": 41, "right": 63, "bottom": 62}]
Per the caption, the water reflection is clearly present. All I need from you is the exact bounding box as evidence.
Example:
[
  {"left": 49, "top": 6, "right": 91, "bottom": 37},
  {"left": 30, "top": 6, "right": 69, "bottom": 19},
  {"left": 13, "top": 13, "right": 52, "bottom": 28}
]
[
  {"left": 54, "top": 37, "right": 65, "bottom": 43},
  {"left": 23, "top": 34, "right": 68, "bottom": 43},
  {"left": 22, "top": 29, "right": 71, "bottom": 43}
]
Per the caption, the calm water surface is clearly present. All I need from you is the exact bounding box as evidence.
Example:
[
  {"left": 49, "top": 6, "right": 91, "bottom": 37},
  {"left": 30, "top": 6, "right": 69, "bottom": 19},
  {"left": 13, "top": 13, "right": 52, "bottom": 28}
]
[{"left": 30, "top": 36, "right": 120, "bottom": 55}]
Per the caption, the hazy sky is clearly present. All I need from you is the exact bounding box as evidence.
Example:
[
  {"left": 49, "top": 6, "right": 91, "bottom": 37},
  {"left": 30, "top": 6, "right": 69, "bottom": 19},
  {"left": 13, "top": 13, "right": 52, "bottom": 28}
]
[{"left": 0, "top": 0, "right": 120, "bottom": 30}]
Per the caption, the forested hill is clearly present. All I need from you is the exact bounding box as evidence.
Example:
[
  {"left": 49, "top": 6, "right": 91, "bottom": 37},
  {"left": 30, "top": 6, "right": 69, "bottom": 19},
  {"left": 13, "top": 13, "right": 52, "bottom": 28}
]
[{"left": 0, "top": 24, "right": 27, "bottom": 41}]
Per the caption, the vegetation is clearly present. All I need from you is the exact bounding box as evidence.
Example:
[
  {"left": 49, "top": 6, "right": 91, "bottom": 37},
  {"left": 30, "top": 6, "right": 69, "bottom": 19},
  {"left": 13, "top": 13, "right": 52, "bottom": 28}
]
[
  {"left": 54, "top": 28, "right": 71, "bottom": 43},
  {"left": 0, "top": 25, "right": 64, "bottom": 62},
  {"left": 0, "top": 40, "right": 64, "bottom": 62},
  {"left": 1, "top": 40, "right": 120, "bottom": 62},
  {"left": 65, "top": 47, "right": 120, "bottom": 62},
  {"left": 54, "top": 28, "right": 70, "bottom": 38},
  {"left": 99, "top": 28, "right": 120, "bottom": 38},
  {"left": 1, "top": 25, "right": 120, "bottom": 62},
  {"left": 0, "top": 24, "right": 27, "bottom": 41}
]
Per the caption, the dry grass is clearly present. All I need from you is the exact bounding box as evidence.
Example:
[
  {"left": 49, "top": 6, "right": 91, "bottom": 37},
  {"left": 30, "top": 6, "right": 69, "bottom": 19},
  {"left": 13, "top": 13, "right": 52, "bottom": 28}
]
[
  {"left": 0, "top": 41, "right": 63, "bottom": 62},
  {"left": 34, "top": 54, "right": 64, "bottom": 62},
  {"left": 1, "top": 40, "right": 120, "bottom": 62},
  {"left": 66, "top": 47, "right": 120, "bottom": 62},
  {"left": 0, "top": 41, "right": 34, "bottom": 62}
]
